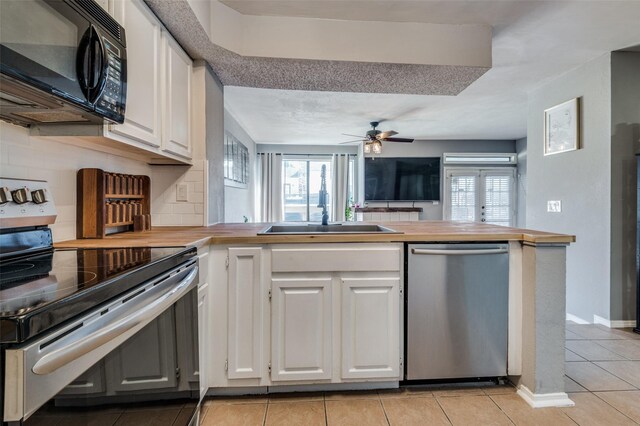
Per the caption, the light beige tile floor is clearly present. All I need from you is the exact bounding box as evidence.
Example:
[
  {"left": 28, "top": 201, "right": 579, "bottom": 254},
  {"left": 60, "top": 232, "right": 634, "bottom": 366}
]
[{"left": 201, "top": 323, "right": 640, "bottom": 425}]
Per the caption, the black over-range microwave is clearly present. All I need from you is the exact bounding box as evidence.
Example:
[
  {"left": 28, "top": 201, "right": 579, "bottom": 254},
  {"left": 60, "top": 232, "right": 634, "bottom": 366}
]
[{"left": 0, "top": 0, "right": 127, "bottom": 126}]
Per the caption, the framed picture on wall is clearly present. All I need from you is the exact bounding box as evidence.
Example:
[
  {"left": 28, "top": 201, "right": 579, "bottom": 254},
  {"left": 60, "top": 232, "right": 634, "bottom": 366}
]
[{"left": 544, "top": 98, "right": 580, "bottom": 156}]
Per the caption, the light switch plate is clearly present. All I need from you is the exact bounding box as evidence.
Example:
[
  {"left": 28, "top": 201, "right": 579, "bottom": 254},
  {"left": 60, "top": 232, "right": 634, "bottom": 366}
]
[
  {"left": 176, "top": 183, "right": 188, "bottom": 202},
  {"left": 547, "top": 200, "right": 562, "bottom": 213}
]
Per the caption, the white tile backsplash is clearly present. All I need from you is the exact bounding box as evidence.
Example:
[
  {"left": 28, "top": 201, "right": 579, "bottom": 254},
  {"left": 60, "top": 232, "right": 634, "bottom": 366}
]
[
  {"left": 0, "top": 122, "right": 206, "bottom": 241},
  {"left": 150, "top": 159, "right": 206, "bottom": 227}
]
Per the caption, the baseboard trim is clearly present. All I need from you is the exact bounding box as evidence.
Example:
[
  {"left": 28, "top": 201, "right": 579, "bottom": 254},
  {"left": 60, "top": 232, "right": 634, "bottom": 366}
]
[
  {"left": 593, "top": 315, "right": 637, "bottom": 329},
  {"left": 517, "top": 385, "right": 575, "bottom": 408},
  {"left": 566, "top": 313, "right": 589, "bottom": 324}
]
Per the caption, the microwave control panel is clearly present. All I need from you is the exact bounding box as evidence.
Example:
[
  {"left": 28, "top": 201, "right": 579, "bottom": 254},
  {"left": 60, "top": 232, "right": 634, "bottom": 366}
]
[{"left": 95, "top": 37, "right": 125, "bottom": 123}]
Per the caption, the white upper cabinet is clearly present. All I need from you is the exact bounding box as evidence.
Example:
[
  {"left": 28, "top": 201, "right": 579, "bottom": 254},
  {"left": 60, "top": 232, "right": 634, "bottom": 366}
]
[
  {"left": 100, "top": 0, "right": 192, "bottom": 163},
  {"left": 109, "top": 0, "right": 162, "bottom": 147},
  {"left": 162, "top": 33, "right": 192, "bottom": 158}
]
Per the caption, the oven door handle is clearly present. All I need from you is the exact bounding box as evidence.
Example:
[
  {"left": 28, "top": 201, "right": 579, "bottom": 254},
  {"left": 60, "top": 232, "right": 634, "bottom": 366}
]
[{"left": 31, "top": 266, "right": 198, "bottom": 376}]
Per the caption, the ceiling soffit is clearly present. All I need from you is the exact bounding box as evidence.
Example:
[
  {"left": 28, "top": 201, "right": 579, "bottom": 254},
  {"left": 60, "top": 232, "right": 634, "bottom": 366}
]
[{"left": 144, "top": 0, "right": 491, "bottom": 95}]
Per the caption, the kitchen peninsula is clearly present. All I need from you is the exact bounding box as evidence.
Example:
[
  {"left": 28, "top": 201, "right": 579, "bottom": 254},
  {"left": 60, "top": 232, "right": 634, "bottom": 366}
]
[{"left": 57, "top": 221, "right": 575, "bottom": 408}]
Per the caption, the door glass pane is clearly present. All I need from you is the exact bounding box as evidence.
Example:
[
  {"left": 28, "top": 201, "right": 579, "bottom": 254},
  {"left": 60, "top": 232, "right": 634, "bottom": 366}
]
[
  {"left": 284, "top": 160, "right": 308, "bottom": 221},
  {"left": 450, "top": 175, "right": 477, "bottom": 221},
  {"left": 1, "top": 0, "right": 79, "bottom": 80},
  {"left": 483, "top": 174, "right": 513, "bottom": 226},
  {"left": 309, "top": 160, "right": 332, "bottom": 222}
]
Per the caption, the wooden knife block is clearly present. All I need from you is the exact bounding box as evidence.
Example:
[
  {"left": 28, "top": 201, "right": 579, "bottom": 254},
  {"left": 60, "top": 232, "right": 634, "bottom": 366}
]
[{"left": 77, "top": 168, "right": 151, "bottom": 238}]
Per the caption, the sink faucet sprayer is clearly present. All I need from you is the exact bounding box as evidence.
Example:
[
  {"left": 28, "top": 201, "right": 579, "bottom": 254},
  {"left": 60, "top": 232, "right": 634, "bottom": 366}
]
[{"left": 318, "top": 164, "right": 329, "bottom": 226}]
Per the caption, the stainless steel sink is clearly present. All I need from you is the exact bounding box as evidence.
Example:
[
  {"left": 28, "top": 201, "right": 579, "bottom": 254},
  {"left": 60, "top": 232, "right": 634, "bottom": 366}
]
[{"left": 258, "top": 224, "right": 402, "bottom": 235}]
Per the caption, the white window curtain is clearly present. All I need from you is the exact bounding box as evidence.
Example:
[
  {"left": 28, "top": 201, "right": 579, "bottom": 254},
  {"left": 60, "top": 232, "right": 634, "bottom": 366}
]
[
  {"left": 331, "top": 154, "right": 350, "bottom": 222},
  {"left": 257, "top": 153, "right": 283, "bottom": 222}
]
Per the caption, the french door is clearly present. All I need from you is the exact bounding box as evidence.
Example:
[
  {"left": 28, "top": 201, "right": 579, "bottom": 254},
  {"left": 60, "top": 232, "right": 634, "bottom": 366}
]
[{"left": 444, "top": 168, "right": 516, "bottom": 227}]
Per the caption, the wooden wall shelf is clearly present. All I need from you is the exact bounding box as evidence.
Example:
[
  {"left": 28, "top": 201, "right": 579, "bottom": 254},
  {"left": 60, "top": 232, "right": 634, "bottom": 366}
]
[
  {"left": 354, "top": 207, "right": 423, "bottom": 213},
  {"left": 77, "top": 168, "right": 151, "bottom": 239}
]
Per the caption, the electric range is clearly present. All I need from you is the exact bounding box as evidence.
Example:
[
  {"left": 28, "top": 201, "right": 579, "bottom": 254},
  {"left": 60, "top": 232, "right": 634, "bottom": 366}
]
[{"left": 0, "top": 178, "right": 201, "bottom": 426}]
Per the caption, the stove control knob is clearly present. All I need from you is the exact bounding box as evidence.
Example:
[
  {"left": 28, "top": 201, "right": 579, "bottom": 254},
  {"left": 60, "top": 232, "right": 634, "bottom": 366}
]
[
  {"left": 11, "top": 187, "right": 32, "bottom": 204},
  {"left": 31, "top": 189, "right": 48, "bottom": 204},
  {"left": 0, "top": 187, "right": 10, "bottom": 204}
]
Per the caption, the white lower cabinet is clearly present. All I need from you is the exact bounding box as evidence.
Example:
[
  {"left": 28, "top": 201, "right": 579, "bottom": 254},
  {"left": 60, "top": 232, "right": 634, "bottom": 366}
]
[
  {"left": 227, "top": 247, "right": 264, "bottom": 379},
  {"left": 341, "top": 277, "right": 400, "bottom": 379},
  {"left": 211, "top": 243, "right": 402, "bottom": 389},
  {"left": 197, "top": 247, "right": 210, "bottom": 399},
  {"left": 271, "top": 276, "right": 333, "bottom": 381}
]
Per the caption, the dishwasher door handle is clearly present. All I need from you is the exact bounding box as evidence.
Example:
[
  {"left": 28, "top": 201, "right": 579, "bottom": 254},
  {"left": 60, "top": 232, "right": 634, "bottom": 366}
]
[{"left": 411, "top": 248, "right": 508, "bottom": 256}]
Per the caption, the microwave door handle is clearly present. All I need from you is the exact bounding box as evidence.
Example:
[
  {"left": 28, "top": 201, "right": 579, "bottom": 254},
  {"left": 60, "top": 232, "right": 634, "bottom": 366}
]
[
  {"left": 88, "top": 26, "right": 108, "bottom": 102},
  {"left": 76, "top": 26, "right": 92, "bottom": 95},
  {"left": 31, "top": 266, "right": 198, "bottom": 376}
]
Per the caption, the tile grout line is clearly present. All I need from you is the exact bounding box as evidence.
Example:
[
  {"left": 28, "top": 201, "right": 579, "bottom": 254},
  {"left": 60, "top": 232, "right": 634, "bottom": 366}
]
[
  {"left": 378, "top": 396, "right": 391, "bottom": 426},
  {"left": 588, "top": 359, "right": 640, "bottom": 390},
  {"left": 433, "top": 394, "right": 454, "bottom": 425},
  {"left": 485, "top": 394, "right": 516, "bottom": 425},
  {"left": 587, "top": 391, "right": 640, "bottom": 424},
  {"left": 262, "top": 401, "right": 269, "bottom": 426},
  {"left": 323, "top": 393, "right": 328, "bottom": 426},
  {"left": 590, "top": 339, "right": 637, "bottom": 361}
]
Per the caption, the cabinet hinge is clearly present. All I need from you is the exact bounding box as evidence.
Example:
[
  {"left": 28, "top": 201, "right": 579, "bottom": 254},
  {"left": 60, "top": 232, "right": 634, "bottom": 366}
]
[
  {"left": 176, "top": 367, "right": 181, "bottom": 380},
  {"left": 225, "top": 256, "right": 229, "bottom": 269},
  {"left": 268, "top": 289, "right": 272, "bottom": 301},
  {"left": 224, "top": 359, "right": 228, "bottom": 371},
  {"left": 268, "top": 362, "right": 271, "bottom": 374}
]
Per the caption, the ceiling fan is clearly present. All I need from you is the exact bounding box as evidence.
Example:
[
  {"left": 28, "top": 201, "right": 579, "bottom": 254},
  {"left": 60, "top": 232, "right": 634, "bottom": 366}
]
[{"left": 340, "top": 121, "right": 414, "bottom": 154}]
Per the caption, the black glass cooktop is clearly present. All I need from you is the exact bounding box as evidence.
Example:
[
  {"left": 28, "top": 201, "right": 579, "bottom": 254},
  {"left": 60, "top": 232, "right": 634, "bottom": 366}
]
[{"left": 0, "top": 246, "right": 196, "bottom": 344}]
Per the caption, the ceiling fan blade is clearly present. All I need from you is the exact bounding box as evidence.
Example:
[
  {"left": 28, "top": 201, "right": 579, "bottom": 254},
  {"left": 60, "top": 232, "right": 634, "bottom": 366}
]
[
  {"left": 377, "top": 130, "right": 398, "bottom": 139},
  {"left": 341, "top": 133, "right": 365, "bottom": 138},
  {"left": 339, "top": 139, "right": 365, "bottom": 144},
  {"left": 383, "top": 137, "right": 414, "bottom": 143}
]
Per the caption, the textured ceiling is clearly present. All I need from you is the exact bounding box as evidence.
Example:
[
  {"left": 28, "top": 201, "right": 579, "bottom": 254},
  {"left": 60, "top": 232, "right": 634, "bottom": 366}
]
[
  {"left": 146, "top": 0, "right": 489, "bottom": 96},
  {"left": 148, "top": 1, "right": 640, "bottom": 144}
]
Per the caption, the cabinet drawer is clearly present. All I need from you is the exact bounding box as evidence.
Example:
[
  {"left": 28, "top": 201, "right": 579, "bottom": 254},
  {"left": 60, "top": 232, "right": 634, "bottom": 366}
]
[{"left": 271, "top": 244, "right": 401, "bottom": 273}]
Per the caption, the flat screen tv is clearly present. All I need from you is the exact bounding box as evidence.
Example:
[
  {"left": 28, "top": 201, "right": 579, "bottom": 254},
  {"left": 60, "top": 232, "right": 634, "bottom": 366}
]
[{"left": 365, "top": 157, "right": 440, "bottom": 201}]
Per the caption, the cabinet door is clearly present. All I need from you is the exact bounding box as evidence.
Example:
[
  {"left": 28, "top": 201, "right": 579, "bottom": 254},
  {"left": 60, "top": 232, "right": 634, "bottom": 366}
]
[
  {"left": 162, "top": 32, "right": 192, "bottom": 158},
  {"left": 341, "top": 277, "right": 400, "bottom": 379},
  {"left": 197, "top": 249, "right": 209, "bottom": 397},
  {"left": 198, "top": 282, "right": 209, "bottom": 398},
  {"left": 105, "top": 309, "right": 178, "bottom": 392},
  {"left": 58, "top": 361, "right": 106, "bottom": 395},
  {"left": 108, "top": 0, "right": 162, "bottom": 147},
  {"left": 271, "top": 276, "right": 332, "bottom": 381},
  {"left": 228, "top": 247, "right": 264, "bottom": 379}
]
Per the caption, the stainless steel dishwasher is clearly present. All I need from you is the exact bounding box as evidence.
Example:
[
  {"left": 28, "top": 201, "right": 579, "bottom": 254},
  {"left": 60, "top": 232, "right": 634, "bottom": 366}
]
[{"left": 406, "top": 243, "right": 509, "bottom": 380}]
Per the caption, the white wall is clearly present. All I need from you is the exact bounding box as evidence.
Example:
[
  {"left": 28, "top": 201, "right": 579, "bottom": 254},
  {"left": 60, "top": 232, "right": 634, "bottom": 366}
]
[
  {"left": 224, "top": 109, "right": 256, "bottom": 223},
  {"left": 516, "top": 137, "right": 527, "bottom": 228},
  {"left": 526, "top": 53, "right": 612, "bottom": 323},
  {"left": 205, "top": 64, "right": 225, "bottom": 224},
  {"left": 362, "top": 139, "right": 516, "bottom": 220}
]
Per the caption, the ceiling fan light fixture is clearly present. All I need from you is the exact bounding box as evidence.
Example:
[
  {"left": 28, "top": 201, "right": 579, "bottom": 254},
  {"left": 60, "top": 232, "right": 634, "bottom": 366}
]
[
  {"left": 363, "top": 142, "right": 371, "bottom": 154},
  {"left": 372, "top": 140, "right": 382, "bottom": 154}
]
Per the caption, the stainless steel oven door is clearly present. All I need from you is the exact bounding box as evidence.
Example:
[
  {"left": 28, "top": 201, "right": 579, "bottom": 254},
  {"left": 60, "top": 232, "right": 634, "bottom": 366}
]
[{"left": 4, "top": 262, "right": 199, "bottom": 425}]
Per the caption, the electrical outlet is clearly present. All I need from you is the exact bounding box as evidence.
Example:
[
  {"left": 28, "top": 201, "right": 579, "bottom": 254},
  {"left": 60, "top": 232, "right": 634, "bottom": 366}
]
[
  {"left": 547, "top": 200, "right": 562, "bottom": 213},
  {"left": 176, "top": 183, "right": 188, "bottom": 202}
]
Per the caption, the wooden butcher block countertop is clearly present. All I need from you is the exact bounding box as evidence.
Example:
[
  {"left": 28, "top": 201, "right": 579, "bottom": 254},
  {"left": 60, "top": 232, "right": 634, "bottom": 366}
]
[{"left": 55, "top": 221, "right": 575, "bottom": 249}]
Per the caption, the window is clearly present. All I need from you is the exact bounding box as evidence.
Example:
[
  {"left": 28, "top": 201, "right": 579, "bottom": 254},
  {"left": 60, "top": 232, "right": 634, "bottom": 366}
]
[
  {"left": 444, "top": 168, "right": 516, "bottom": 226},
  {"left": 224, "top": 132, "right": 249, "bottom": 187},
  {"left": 283, "top": 158, "right": 332, "bottom": 222}
]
